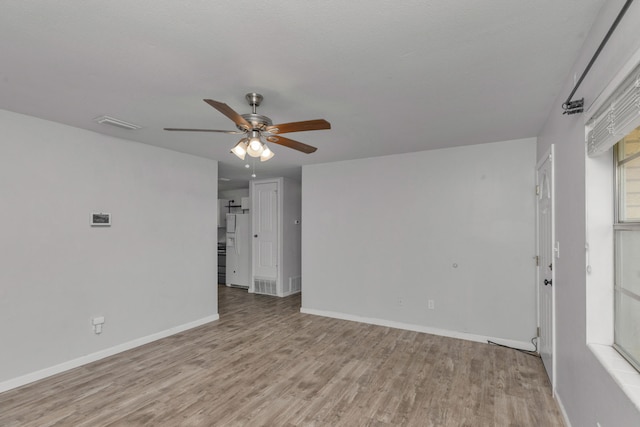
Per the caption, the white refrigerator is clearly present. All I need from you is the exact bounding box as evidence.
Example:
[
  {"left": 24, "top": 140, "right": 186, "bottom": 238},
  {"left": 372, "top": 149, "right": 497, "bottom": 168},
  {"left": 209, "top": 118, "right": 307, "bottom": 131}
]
[{"left": 226, "top": 213, "right": 251, "bottom": 288}]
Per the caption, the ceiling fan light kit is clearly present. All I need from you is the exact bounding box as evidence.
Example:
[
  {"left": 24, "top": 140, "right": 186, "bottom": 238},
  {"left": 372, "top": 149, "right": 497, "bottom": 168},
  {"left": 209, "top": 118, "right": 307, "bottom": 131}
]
[{"left": 164, "top": 93, "right": 330, "bottom": 163}]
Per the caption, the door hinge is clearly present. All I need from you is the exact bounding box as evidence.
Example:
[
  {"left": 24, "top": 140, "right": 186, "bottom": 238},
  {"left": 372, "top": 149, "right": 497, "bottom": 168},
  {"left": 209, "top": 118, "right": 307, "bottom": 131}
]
[
  {"left": 535, "top": 255, "right": 539, "bottom": 266},
  {"left": 537, "top": 326, "right": 540, "bottom": 337},
  {"left": 535, "top": 185, "right": 540, "bottom": 196}
]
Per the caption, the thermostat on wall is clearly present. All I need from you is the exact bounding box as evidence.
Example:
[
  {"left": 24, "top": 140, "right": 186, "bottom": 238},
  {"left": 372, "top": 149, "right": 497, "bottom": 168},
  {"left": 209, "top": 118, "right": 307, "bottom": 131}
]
[{"left": 91, "top": 213, "right": 111, "bottom": 226}]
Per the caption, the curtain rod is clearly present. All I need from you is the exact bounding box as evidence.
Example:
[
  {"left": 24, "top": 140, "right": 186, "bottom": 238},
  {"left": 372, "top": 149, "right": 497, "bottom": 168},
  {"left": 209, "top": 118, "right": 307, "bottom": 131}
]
[{"left": 562, "top": 0, "right": 635, "bottom": 115}]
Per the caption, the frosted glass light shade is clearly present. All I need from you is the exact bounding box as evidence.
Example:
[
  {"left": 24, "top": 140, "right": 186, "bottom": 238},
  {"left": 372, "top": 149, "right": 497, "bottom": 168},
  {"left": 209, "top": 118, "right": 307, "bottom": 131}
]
[
  {"left": 247, "top": 137, "right": 264, "bottom": 157},
  {"left": 231, "top": 139, "right": 248, "bottom": 160},
  {"left": 260, "top": 145, "right": 274, "bottom": 162}
]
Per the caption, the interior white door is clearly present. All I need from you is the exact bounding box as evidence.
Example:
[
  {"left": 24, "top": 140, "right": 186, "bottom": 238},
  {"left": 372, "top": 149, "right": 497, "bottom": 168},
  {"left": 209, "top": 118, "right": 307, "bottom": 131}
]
[
  {"left": 253, "top": 181, "right": 278, "bottom": 279},
  {"left": 537, "top": 147, "right": 555, "bottom": 390}
]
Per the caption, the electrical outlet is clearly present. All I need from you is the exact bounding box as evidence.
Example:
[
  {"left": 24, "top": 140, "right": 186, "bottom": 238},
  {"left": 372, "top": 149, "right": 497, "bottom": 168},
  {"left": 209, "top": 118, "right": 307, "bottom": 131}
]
[{"left": 428, "top": 299, "right": 435, "bottom": 310}]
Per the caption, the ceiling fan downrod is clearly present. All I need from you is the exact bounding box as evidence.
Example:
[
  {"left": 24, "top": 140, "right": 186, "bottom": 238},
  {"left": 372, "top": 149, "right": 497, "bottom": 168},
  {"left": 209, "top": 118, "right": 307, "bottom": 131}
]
[
  {"left": 239, "top": 93, "right": 272, "bottom": 131},
  {"left": 246, "top": 93, "right": 263, "bottom": 114}
]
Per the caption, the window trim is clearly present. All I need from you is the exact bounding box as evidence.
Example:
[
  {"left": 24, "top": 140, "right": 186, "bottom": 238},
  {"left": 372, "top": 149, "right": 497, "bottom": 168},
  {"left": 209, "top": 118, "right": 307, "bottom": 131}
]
[
  {"left": 613, "top": 137, "right": 640, "bottom": 374},
  {"left": 585, "top": 151, "right": 640, "bottom": 412}
]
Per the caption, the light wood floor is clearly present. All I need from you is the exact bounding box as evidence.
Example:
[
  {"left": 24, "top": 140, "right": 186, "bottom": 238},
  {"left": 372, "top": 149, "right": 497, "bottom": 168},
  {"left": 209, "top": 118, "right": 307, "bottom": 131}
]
[{"left": 0, "top": 286, "right": 564, "bottom": 426}]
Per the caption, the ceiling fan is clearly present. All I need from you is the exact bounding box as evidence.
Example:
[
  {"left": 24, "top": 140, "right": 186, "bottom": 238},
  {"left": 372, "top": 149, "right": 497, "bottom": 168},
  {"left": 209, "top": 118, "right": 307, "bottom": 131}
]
[{"left": 164, "top": 93, "right": 331, "bottom": 161}]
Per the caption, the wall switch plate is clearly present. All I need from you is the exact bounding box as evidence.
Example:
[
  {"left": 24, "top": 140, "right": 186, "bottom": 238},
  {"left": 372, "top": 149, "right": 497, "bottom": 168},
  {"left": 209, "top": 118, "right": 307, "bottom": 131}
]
[{"left": 428, "top": 300, "right": 435, "bottom": 310}]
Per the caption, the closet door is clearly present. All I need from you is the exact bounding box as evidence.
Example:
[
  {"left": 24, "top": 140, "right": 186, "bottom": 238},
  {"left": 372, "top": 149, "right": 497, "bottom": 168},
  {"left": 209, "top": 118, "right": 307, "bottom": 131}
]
[{"left": 252, "top": 181, "right": 278, "bottom": 280}]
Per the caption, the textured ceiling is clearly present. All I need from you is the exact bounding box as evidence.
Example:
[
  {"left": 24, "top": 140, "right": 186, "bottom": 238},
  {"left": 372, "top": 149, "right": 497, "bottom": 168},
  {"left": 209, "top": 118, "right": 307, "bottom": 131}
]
[{"left": 0, "top": 0, "right": 605, "bottom": 189}]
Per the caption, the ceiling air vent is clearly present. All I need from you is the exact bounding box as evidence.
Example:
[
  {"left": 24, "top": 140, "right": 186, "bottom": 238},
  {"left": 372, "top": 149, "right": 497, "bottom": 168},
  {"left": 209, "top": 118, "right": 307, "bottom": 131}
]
[{"left": 94, "top": 115, "right": 142, "bottom": 130}]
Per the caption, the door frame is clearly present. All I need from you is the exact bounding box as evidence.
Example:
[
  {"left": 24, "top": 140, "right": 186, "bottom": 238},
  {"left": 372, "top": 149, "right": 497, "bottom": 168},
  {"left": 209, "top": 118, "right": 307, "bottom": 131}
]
[
  {"left": 250, "top": 178, "right": 280, "bottom": 293},
  {"left": 536, "top": 144, "right": 556, "bottom": 394}
]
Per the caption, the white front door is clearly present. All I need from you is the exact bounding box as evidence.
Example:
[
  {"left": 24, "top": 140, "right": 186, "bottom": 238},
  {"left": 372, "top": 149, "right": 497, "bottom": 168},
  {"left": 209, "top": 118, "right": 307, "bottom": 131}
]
[
  {"left": 252, "top": 181, "right": 278, "bottom": 280},
  {"left": 537, "top": 146, "right": 555, "bottom": 391}
]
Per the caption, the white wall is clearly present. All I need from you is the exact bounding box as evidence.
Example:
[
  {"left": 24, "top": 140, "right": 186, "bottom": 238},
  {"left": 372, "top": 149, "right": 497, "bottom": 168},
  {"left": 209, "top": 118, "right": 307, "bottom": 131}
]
[
  {"left": 302, "top": 138, "right": 536, "bottom": 345},
  {"left": 0, "top": 110, "right": 218, "bottom": 388},
  {"left": 536, "top": 0, "right": 640, "bottom": 424}
]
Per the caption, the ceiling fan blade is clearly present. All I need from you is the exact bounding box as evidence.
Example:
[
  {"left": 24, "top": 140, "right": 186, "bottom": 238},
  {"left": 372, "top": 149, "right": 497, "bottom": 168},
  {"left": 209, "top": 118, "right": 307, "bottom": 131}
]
[
  {"left": 164, "top": 128, "right": 244, "bottom": 134},
  {"left": 203, "top": 99, "right": 252, "bottom": 130},
  {"left": 267, "top": 119, "right": 331, "bottom": 134},
  {"left": 266, "top": 135, "right": 317, "bottom": 154}
]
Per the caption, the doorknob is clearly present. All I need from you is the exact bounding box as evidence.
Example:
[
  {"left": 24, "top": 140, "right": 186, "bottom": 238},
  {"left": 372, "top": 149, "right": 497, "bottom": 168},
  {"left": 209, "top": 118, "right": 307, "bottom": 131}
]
[
  {"left": 254, "top": 234, "right": 258, "bottom": 238},
  {"left": 544, "top": 279, "right": 552, "bottom": 286}
]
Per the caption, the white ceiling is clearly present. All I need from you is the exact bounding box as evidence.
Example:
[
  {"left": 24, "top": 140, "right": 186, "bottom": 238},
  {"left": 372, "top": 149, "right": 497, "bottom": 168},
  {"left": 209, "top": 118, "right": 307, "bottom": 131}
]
[{"left": 0, "top": 0, "right": 605, "bottom": 190}]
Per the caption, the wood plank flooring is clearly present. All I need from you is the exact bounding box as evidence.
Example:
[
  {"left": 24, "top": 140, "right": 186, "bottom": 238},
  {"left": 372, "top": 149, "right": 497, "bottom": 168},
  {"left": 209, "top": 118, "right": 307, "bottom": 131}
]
[{"left": 0, "top": 286, "right": 565, "bottom": 426}]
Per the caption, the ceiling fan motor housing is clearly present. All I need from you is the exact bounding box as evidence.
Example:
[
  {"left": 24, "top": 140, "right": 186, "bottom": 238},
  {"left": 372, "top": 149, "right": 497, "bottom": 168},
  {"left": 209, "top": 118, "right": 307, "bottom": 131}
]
[
  {"left": 237, "top": 93, "right": 272, "bottom": 131},
  {"left": 239, "top": 113, "right": 272, "bottom": 131}
]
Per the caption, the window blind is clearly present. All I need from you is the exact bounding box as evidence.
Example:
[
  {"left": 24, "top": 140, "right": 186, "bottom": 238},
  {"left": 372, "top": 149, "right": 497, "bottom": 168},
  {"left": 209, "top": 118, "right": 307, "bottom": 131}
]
[{"left": 586, "top": 62, "right": 640, "bottom": 157}]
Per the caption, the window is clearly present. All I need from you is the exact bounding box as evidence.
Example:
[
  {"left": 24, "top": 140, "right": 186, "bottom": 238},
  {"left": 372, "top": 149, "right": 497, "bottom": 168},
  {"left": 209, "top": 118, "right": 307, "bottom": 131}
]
[
  {"left": 586, "top": 57, "right": 640, "bottom": 374},
  {"left": 614, "top": 125, "right": 640, "bottom": 372}
]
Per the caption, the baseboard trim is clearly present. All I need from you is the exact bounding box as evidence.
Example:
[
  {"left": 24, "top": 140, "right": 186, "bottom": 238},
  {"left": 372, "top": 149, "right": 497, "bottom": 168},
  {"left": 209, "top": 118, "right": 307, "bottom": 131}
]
[
  {"left": 299, "top": 307, "right": 534, "bottom": 351},
  {"left": 554, "top": 391, "right": 572, "bottom": 427},
  {"left": 0, "top": 314, "right": 219, "bottom": 394}
]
